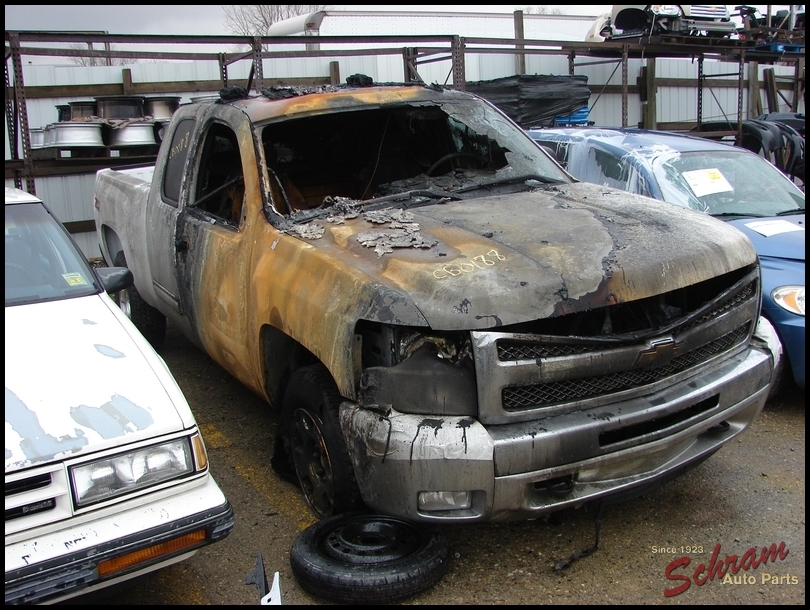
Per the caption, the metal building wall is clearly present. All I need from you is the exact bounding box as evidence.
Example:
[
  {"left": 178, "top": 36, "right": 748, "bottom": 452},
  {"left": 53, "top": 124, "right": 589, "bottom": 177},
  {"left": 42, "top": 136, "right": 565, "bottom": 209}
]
[
  {"left": 4, "top": 173, "right": 98, "bottom": 257},
  {"left": 314, "top": 11, "right": 597, "bottom": 42}
]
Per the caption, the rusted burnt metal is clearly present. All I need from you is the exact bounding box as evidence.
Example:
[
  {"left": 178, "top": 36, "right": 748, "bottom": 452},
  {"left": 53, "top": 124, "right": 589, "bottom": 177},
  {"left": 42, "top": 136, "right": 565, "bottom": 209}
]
[
  {"left": 285, "top": 222, "right": 325, "bottom": 239},
  {"left": 286, "top": 202, "right": 438, "bottom": 257},
  {"left": 356, "top": 209, "right": 438, "bottom": 257},
  {"left": 261, "top": 84, "right": 341, "bottom": 99}
]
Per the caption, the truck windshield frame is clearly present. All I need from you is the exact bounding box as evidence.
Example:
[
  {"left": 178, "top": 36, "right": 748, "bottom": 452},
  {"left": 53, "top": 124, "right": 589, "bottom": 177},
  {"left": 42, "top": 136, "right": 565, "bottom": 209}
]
[{"left": 257, "top": 99, "right": 571, "bottom": 217}]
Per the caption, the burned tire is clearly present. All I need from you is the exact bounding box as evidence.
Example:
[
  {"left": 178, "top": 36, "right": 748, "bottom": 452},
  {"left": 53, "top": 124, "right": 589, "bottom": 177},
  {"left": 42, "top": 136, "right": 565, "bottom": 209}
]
[
  {"left": 278, "top": 364, "right": 364, "bottom": 518},
  {"left": 113, "top": 251, "right": 166, "bottom": 349},
  {"left": 290, "top": 513, "right": 451, "bottom": 604}
]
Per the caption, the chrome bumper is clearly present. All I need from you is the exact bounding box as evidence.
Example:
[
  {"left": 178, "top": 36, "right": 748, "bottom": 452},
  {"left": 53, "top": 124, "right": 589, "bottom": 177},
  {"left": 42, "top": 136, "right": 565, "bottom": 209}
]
[{"left": 341, "top": 335, "right": 775, "bottom": 523}]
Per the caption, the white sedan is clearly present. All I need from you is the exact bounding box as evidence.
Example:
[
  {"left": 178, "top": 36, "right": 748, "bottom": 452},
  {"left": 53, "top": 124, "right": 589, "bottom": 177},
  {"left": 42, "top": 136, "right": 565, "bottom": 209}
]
[{"left": 5, "top": 187, "right": 234, "bottom": 604}]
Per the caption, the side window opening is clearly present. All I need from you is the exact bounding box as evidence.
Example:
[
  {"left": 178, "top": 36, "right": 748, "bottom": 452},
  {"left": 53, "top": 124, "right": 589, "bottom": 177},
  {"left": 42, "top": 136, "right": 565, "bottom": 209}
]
[
  {"left": 592, "top": 148, "right": 625, "bottom": 186},
  {"left": 162, "top": 118, "right": 195, "bottom": 205},
  {"left": 194, "top": 123, "right": 245, "bottom": 226},
  {"left": 585, "top": 146, "right": 640, "bottom": 192}
]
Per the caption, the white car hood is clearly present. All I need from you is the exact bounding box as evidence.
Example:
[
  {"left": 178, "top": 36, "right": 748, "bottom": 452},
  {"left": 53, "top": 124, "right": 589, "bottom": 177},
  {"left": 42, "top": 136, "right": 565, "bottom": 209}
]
[{"left": 5, "top": 294, "right": 190, "bottom": 473}]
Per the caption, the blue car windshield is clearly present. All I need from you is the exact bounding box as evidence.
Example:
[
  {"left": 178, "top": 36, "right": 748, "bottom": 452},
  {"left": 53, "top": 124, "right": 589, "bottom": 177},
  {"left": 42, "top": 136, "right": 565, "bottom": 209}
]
[
  {"left": 649, "top": 149, "right": 805, "bottom": 217},
  {"left": 5, "top": 202, "right": 100, "bottom": 306}
]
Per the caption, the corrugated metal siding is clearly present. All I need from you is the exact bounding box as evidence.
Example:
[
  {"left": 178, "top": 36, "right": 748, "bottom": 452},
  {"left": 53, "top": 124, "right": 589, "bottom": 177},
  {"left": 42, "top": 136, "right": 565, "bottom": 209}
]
[
  {"left": 567, "top": 57, "right": 646, "bottom": 127},
  {"left": 651, "top": 59, "right": 798, "bottom": 124},
  {"left": 523, "top": 55, "right": 570, "bottom": 76},
  {"left": 36, "top": 175, "right": 99, "bottom": 258},
  {"left": 524, "top": 16, "right": 599, "bottom": 41},
  {"left": 4, "top": 174, "right": 99, "bottom": 258},
  {"left": 282, "top": 11, "right": 598, "bottom": 86},
  {"left": 316, "top": 12, "right": 597, "bottom": 41}
]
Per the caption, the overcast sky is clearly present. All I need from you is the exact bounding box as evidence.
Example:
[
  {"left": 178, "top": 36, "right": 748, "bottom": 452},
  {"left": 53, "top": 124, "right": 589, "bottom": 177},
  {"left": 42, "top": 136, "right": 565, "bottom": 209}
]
[{"left": 5, "top": 5, "right": 618, "bottom": 35}]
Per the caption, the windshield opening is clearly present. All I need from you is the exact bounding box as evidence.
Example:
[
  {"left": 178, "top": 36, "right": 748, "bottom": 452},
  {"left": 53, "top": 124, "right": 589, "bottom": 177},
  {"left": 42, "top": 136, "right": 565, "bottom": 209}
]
[{"left": 259, "top": 100, "right": 570, "bottom": 216}]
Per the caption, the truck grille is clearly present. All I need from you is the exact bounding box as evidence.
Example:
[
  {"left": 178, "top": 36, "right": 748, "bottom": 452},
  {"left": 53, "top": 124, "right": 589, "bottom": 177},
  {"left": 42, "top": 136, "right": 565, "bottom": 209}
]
[
  {"left": 689, "top": 5, "right": 730, "bottom": 20},
  {"left": 472, "top": 267, "right": 760, "bottom": 425},
  {"left": 5, "top": 465, "right": 74, "bottom": 535},
  {"left": 501, "top": 323, "right": 749, "bottom": 409},
  {"left": 5, "top": 473, "right": 51, "bottom": 496}
]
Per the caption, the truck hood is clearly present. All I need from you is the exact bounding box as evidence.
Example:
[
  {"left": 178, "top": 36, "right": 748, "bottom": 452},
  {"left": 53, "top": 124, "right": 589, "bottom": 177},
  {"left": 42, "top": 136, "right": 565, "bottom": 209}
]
[
  {"left": 313, "top": 182, "right": 757, "bottom": 330},
  {"left": 726, "top": 214, "right": 805, "bottom": 262},
  {"left": 5, "top": 295, "right": 188, "bottom": 473}
]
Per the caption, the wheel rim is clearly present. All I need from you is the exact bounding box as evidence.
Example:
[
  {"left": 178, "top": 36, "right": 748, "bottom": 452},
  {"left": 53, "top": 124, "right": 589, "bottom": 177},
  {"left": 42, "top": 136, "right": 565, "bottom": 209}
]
[
  {"left": 291, "top": 408, "right": 335, "bottom": 518},
  {"left": 319, "top": 516, "right": 422, "bottom": 565}
]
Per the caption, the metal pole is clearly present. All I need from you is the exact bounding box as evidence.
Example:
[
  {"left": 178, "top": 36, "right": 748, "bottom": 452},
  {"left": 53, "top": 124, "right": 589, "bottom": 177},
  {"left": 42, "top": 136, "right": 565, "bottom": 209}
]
[
  {"left": 452, "top": 36, "right": 465, "bottom": 90},
  {"left": 8, "top": 32, "right": 36, "bottom": 195},
  {"left": 621, "top": 44, "right": 628, "bottom": 128},
  {"left": 737, "top": 50, "right": 745, "bottom": 145},
  {"left": 218, "top": 53, "right": 228, "bottom": 88},
  {"left": 513, "top": 10, "right": 525, "bottom": 75},
  {"left": 252, "top": 36, "right": 264, "bottom": 93},
  {"left": 697, "top": 54, "right": 704, "bottom": 127}
]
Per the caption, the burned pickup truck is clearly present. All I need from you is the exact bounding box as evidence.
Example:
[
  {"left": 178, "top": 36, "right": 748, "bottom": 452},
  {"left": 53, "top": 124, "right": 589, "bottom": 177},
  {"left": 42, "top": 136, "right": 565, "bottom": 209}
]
[{"left": 93, "top": 80, "right": 779, "bottom": 524}]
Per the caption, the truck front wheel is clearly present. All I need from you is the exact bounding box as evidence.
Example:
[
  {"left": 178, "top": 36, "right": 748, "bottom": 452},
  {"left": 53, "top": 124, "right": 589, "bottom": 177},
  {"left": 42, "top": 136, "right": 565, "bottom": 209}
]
[
  {"left": 113, "top": 252, "right": 167, "bottom": 349},
  {"left": 280, "top": 364, "right": 364, "bottom": 519}
]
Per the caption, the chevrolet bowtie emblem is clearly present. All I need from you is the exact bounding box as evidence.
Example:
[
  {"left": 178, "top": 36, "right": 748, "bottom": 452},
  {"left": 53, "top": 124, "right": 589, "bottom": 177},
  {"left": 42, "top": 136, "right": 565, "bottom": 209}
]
[{"left": 635, "top": 337, "right": 684, "bottom": 369}]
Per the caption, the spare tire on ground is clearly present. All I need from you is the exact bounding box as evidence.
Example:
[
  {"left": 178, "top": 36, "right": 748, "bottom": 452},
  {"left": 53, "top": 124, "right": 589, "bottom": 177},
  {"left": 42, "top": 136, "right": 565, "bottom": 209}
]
[{"left": 290, "top": 512, "right": 451, "bottom": 604}]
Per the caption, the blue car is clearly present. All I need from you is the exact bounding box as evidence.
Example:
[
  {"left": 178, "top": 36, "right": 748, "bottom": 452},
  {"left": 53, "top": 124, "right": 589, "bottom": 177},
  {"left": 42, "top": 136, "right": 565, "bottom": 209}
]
[{"left": 528, "top": 127, "right": 805, "bottom": 391}]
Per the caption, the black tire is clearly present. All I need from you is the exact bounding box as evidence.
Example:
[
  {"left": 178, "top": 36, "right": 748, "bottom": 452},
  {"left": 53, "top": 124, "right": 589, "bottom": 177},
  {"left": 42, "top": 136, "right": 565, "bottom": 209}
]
[
  {"left": 273, "top": 364, "right": 364, "bottom": 519},
  {"left": 113, "top": 251, "right": 167, "bottom": 349},
  {"left": 290, "top": 512, "right": 451, "bottom": 604}
]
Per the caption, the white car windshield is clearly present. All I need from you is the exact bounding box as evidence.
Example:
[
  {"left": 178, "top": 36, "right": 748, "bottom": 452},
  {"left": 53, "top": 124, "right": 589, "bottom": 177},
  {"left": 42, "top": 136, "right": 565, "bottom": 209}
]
[
  {"left": 5, "top": 202, "right": 100, "bottom": 306},
  {"left": 649, "top": 150, "right": 805, "bottom": 217}
]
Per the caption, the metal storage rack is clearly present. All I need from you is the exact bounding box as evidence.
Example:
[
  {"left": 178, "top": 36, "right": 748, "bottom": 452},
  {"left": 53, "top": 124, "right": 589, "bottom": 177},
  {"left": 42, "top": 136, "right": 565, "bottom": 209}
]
[{"left": 6, "top": 25, "right": 805, "bottom": 196}]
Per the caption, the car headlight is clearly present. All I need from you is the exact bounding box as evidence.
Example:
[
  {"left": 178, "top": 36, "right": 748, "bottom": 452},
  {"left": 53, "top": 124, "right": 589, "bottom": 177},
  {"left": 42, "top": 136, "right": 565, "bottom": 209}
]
[
  {"left": 71, "top": 435, "right": 205, "bottom": 507},
  {"left": 772, "top": 286, "right": 805, "bottom": 316},
  {"left": 650, "top": 5, "right": 682, "bottom": 17}
]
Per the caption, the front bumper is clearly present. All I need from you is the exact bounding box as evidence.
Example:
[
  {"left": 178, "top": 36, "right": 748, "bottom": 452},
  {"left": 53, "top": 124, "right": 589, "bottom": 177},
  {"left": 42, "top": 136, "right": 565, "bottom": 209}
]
[
  {"left": 4, "top": 478, "right": 234, "bottom": 605},
  {"left": 678, "top": 18, "right": 737, "bottom": 34},
  {"left": 341, "top": 338, "right": 775, "bottom": 523}
]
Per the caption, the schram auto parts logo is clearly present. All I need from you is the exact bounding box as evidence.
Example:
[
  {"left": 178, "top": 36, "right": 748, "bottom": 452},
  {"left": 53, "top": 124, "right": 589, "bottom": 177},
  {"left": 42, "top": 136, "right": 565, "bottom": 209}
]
[{"left": 660, "top": 541, "right": 799, "bottom": 596}]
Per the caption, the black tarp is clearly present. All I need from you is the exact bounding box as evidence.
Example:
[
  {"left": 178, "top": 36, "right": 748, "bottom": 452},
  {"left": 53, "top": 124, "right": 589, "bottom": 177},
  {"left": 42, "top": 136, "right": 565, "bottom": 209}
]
[
  {"left": 464, "top": 74, "right": 591, "bottom": 129},
  {"left": 693, "top": 117, "right": 805, "bottom": 183}
]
